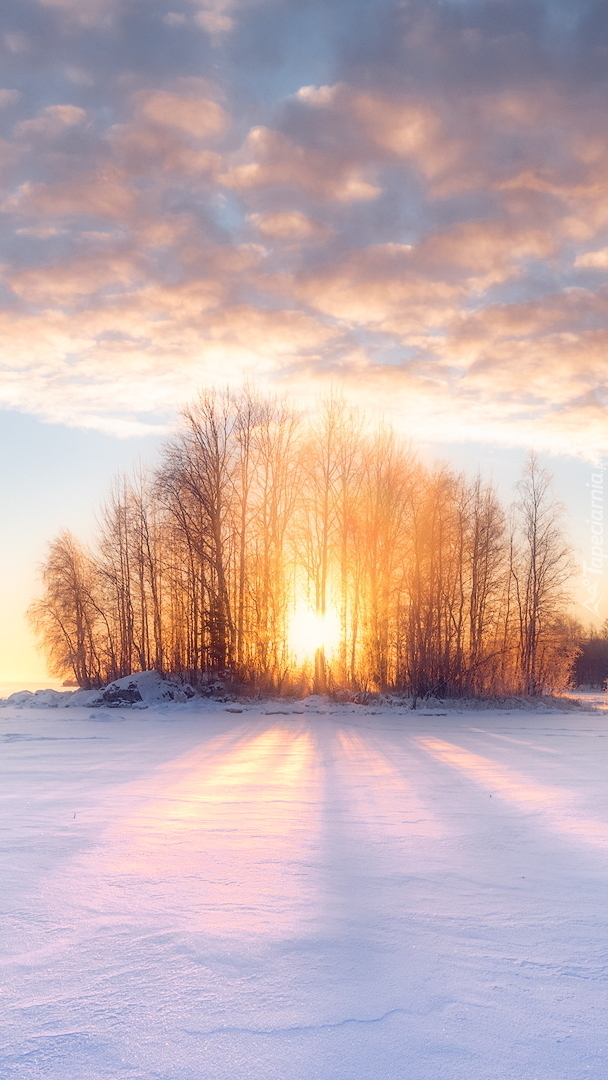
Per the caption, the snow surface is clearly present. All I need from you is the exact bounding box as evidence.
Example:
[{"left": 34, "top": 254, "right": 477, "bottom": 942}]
[{"left": 1, "top": 695, "right": 608, "bottom": 1079}]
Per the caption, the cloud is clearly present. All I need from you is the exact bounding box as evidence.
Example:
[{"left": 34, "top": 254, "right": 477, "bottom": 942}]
[
  {"left": 4, "top": 252, "right": 143, "bottom": 305},
  {"left": 575, "top": 247, "right": 608, "bottom": 269},
  {"left": 194, "top": 10, "right": 234, "bottom": 35},
  {"left": 103, "top": 80, "right": 229, "bottom": 180},
  {"left": 0, "top": 89, "right": 20, "bottom": 108},
  {"left": 203, "top": 303, "right": 337, "bottom": 356},
  {"left": 291, "top": 242, "right": 458, "bottom": 326},
  {"left": 163, "top": 13, "right": 187, "bottom": 28},
  {"left": 296, "top": 83, "right": 461, "bottom": 182},
  {"left": 220, "top": 127, "right": 381, "bottom": 202},
  {"left": 248, "top": 210, "right": 332, "bottom": 242},
  {"left": 4, "top": 32, "right": 31, "bottom": 54},
  {"left": 15, "top": 225, "right": 64, "bottom": 238},
  {"left": 16, "top": 105, "right": 87, "bottom": 138},
  {"left": 109, "top": 122, "right": 222, "bottom": 179},
  {"left": 286, "top": 219, "right": 555, "bottom": 333},
  {"left": 189, "top": 0, "right": 270, "bottom": 37},
  {"left": 2, "top": 171, "right": 136, "bottom": 220},
  {"left": 33, "top": 0, "right": 121, "bottom": 28},
  {"left": 138, "top": 90, "right": 228, "bottom": 141},
  {"left": 0, "top": 285, "right": 342, "bottom": 436},
  {"left": 1, "top": 0, "right": 608, "bottom": 458}
]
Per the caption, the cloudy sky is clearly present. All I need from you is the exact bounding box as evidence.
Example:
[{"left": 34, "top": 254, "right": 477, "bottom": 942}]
[{"left": 1, "top": 0, "right": 607, "bottom": 680}]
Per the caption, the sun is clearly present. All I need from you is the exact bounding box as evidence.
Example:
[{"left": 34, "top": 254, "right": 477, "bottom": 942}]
[{"left": 287, "top": 601, "right": 341, "bottom": 665}]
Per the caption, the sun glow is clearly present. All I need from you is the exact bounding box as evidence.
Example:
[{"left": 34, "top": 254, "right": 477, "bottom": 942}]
[{"left": 287, "top": 601, "right": 341, "bottom": 664}]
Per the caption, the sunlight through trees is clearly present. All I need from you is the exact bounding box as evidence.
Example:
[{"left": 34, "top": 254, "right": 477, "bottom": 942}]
[{"left": 28, "top": 390, "right": 578, "bottom": 696}]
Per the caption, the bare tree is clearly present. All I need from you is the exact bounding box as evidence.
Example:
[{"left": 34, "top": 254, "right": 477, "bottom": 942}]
[
  {"left": 161, "top": 391, "right": 236, "bottom": 673},
  {"left": 511, "top": 453, "right": 575, "bottom": 694},
  {"left": 28, "top": 532, "right": 101, "bottom": 688}
]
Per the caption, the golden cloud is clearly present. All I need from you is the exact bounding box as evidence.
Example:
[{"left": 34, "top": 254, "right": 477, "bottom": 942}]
[
  {"left": 138, "top": 91, "right": 228, "bottom": 141},
  {"left": 220, "top": 127, "right": 381, "bottom": 202},
  {"left": 248, "top": 210, "right": 332, "bottom": 242}
]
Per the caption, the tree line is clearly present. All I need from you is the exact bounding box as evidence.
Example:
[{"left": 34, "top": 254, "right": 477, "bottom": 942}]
[
  {"left": 29, "top": 390, "right": 579, "bottom": 698},
  {"left": 572, "top": 622, "right": 608, "bottom": 688}
]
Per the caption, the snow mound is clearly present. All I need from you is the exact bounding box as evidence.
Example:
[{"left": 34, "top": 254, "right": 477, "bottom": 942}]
[
  {"left": 0, "top": 671, "right": 195, "bottom": 708},
  {"left": 100, "top": 671, "right": 195, "bottom": 707},
  {"left": 0, "top": 687, "right": 99, "bottom": 709}
]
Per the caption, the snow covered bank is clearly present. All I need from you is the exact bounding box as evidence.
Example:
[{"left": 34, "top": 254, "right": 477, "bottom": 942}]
[
  {"left": 1, "top": 669, "right": 603, "bottom": 715},
  {"left": 1, "top": 702, "right": 608, "bottom": 1079},
  {"left": 0, "top": 669, "right": 196, "bottom": 709}
]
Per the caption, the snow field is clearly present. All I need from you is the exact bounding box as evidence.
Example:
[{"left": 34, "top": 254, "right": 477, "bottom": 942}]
[{"left": 1, "top": 701, "right": 607, "bottom": 1079}]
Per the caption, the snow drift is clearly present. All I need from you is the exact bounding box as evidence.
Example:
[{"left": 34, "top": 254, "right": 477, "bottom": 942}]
[{"left": 0, "top": 669, "right": 195, "bottom": 708}]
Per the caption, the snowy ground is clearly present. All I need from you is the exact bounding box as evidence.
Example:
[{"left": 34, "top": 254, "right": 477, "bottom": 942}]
[{"left": 1, "top": 695, "right": 608, "bottom": 1079}]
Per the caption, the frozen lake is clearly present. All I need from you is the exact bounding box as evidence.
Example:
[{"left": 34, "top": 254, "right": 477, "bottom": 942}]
[{"left": 1, "top": 699, "right": 607, "bottom": 1079}]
